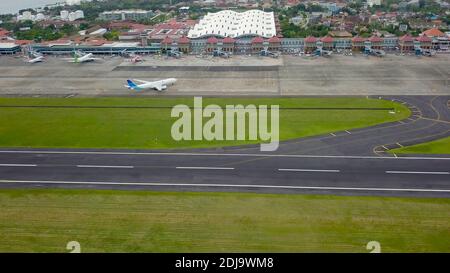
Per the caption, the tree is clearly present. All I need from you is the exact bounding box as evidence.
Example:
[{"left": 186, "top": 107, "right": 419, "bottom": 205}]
[
  {"left": 79, "top": 23, "right": 90, "bottom": 30},
  {"left": 103, "top": 30, "right": 120, "bottom": 41},
  {"left": 60, "top": 24, "right": 76, "bottom": 36}
]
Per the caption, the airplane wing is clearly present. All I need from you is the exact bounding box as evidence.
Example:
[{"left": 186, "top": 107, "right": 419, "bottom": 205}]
[{"left": 154, "top": 84, "right": 164, "bottom": 91}]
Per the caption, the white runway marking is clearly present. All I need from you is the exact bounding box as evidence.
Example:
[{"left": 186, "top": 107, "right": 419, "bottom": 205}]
[
  {"left": 0, "top": 150, "right": 449, "bottom": 160},
  {"left": 386, "top": 171, "right": 449, "bottom": 175},
  {"left": 0, "top": 179, "right": 449, "bottom": 193},
  {"left": 0, "top": 164, "right": 37, "bottom": 167},
  {"left": 176, "top": 167, "right": 235, "bottom": 170},
  {"left": 278, "top": 168, "right": 340, "bottom": 173},
  {"left": 76, "top": 165, "right": 134, "bottom": 169}
]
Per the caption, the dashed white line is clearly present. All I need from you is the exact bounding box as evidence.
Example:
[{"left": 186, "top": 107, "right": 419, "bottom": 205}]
[
  {"left": 0, "top": 179, "right": 449, "bottom": 193},
  {"left": 76, "top": 165, "right": 134, "bottom": 169},
  {"left": 278, "top": 168, "right": 340, "bottom": 173},
  {"left": 176, "top": 166, "right": 235, "bottom": 170},
  {"left": 0, "top": 164, "right": 37, "bottom": 167},
  {"left": 386, "top": 171, "right": 449, "bottom": 175},
  {"left": 345, "top": 130, "right": 351, "bottom": 134},
  {"left": 330, "top": 133, "right": 336, "bottom": 136}
]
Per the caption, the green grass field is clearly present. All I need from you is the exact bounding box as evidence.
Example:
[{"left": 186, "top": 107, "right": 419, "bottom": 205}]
[
  {"left": 0, "top": 189, "right": 448, "bottom": 252},
  {"left": 0, "top": 97, "right": 409, "bottom": 149},
  {"left": 391, "top": 136, "right": 450, "bottom": 154}
]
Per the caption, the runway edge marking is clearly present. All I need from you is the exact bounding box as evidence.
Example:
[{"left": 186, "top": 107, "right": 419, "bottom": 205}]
[{"left": 0, "top": 180, "right": 449, "bottom": 193}]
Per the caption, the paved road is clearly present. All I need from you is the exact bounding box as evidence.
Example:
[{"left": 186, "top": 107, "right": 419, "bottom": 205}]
[
  {"left": 0, "top": 150, "right": 449, "bottom": 197},
  {"left": 0, "top": 96, "right": 448, "bottom": 197}
]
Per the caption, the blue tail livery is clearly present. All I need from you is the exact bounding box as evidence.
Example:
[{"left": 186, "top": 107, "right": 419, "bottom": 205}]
[{"left": 126, "top": 79, "right": 142, "bottom": 91}]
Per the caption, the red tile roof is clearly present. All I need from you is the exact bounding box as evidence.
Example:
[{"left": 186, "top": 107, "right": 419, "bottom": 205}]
[
  {"left": 421, "top": 28, "right": 445, "bottom": 37},
  {"left": 184, "top": 19, "right": 198, "bottom": 27},
  {"left": 84, "top": 39, "right": 107, "bottom": 46},
  {"left": 251, "top": 36, "right": 265, "bottom": 44},
  {"left": 109, "top": 22, "right": 148, "bottom": 30},
  {"left": 177, "top": 36, "right": 190, "bottom": 44},
  {"left": 268, "top": 36, "right": 281, "bottom": 43},
  {"left": 0, "top": 29, "right": 11, "bottom": 37},
  {"left": 416, "top": 35, "right": 432, "bottom": 42},
  {"left": 14, "top": 40, "right": 33, "bottom": 46},
  {"left": 161, "top": 36, "right": 173, "bottom": 44},
  {"left": 147, "top": 21, "right": 193, "bottom": 40},
  {"left": 320, "top": 36, "right": 333, "bottom": 43},
  {"left": 222, "top": 36, "right": 235, "bottom": 44},
  {"left": 399, "top": 34, "right": 414, "bottom": 42},
  {"left": 369, "top": 36, "right": 383, "bottom": 43},
  {"left": 304, "top": 36, "right": 317, "bottom": 43},
  {"left": 352, "top": 36, "right": 366, "bottom": 42},
  {"left": 41, "top": 38, "right": 71, "bottom": 45},
  {"left": 207, "top": 36, "right": 219, "bottom": 44}
]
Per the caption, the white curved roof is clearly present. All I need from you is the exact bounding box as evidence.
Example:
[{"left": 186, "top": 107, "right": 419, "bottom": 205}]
[{"left": 188, "top": 10, "right": 276, "bottom": 39}]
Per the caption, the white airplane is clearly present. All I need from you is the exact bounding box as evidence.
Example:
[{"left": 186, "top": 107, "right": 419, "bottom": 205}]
[
  {"left": 27, "top": 55, "right": 45, "bottom": 63},
  {"left": 65, "top": 51, "right": 101, "bottom": 63},
  {"left": 125, "top": 78, "right": 177, "bottom": 92},
  {"left": 364, "top": 46, "right": 385, "bottom": 57},
  {"left": 121, "top": 49, "right": 144, "bottom": 63},
  {"left": 127, "top": 53, "right": 144, "bottom": 63},
  {"left": 167, "top": 50, "right": 182, "bottom": 58},
  {"left": 212, "top": 49, "right": 230, "bottom": 58},
  {"left": 260, "top": 48, "right": 280, "bottom": 58},
  {"left": 313, "top": 47, "right": 332, "bottom": 57},
  {"left": 25, "top": 50, "right": 45, "bottom": 63}
]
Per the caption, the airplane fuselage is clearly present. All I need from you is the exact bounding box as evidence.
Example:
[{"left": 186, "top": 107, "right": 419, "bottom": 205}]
[
  {"left": 126, "top": 78, "right": 177, "bottom": 91},
  {"left": 142, "top": 78, "right": 177, "bottom": 90},
  {"left": 78, "top": 53, "right": 95, "bottom": 63}
]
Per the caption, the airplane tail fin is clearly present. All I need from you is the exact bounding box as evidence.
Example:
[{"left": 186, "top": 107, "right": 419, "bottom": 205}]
[
  {"left": 127, "top": 79, "right": 137, "bottom": 87},
  {"left": 126, "top": 79, "right": 141, "bottom": 91}
]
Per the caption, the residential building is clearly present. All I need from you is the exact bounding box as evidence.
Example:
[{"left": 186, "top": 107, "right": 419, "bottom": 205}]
[{"left": 99, "top": 10, "right": 155, "bottom": 21}]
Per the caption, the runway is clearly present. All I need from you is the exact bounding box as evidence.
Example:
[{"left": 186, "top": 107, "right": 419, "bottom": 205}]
[
  {"left": 0, "top": 96, "right": 448, "bottom": 197},
  {"left": 0, "top": 150, "right": 449, "bottom": 197}
]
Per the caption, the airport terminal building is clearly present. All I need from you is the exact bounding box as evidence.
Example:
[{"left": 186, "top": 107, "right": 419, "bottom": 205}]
[
  {"left": 2, "top": 8, "right": 449, "bottom": 56},
  {"left": 187, "top": 10, "right": 277, "bottom": 39},
  {"left": 26, "top": 33, "right": 449, "bottom": 56}
]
